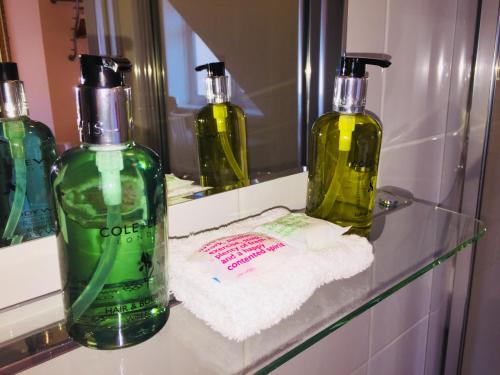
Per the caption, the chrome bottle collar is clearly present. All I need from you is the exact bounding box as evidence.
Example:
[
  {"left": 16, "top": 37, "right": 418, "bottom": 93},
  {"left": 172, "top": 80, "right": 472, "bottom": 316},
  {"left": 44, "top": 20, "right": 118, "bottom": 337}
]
[
  {"left": 76, "top": 85, "right": 132, "bottom": 145},
  {"left": 0, "top": 81, "right": 28, "bottom": 119},
  {"left": 332, "top": 76, "right": 367, "bottom": 114},
  {"left": 205, "top": 76, "right": 230, "bottom": 104}
]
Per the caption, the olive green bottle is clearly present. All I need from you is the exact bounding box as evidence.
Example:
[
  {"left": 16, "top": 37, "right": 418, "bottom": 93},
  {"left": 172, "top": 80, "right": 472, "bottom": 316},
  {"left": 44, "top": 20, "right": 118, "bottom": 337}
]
[
  {"left": 306, "top": 55, "right": 391, "bottom": 231},
  {"left": 194, "top": 62, "right": 249, "bottom": 193},
  {"left": 51, "top": 55, "right": 168, "bottom": 349}
]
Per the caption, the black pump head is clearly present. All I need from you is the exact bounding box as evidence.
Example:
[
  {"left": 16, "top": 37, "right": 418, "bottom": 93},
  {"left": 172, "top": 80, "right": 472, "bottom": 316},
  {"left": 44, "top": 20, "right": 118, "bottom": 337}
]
[
  {"left": 340, "top": 53, "right": 392, "bottom": 78},
  {"left": 80, "top": 54, "right": 132, "bottom": 88},
  {"left": 195, "top": 62, "right": 226, "bottom": 77},
  {"left": 0, "top": 62, "right": 19, "bottom": 82}
]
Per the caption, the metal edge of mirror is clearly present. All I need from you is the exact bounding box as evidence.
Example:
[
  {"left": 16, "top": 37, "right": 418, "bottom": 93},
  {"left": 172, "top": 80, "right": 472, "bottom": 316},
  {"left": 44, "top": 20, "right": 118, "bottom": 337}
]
[{"left": 0, "top": 190, "right": 486, "bottom": 375}]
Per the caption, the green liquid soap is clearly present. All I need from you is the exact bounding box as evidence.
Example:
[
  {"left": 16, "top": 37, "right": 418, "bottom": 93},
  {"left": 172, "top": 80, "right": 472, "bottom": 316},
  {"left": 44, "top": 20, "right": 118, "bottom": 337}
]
[
  {"left": 306, "top": 54, "right": 390, "bottom": 231},
  {"left": 51, "top": 55, "right": 168, "bottom": 349},
  {"left": 194, "top": 61, "right": 249, "bottom": 194},
  {"left": 306, "top": 112, "right": 382, "bottom": 229},
  {"left": 51, "top": 143, "right": 168, "bottom": 349},
  {"left": 195, "top": 102, "right": 249, "bottom": 193}
]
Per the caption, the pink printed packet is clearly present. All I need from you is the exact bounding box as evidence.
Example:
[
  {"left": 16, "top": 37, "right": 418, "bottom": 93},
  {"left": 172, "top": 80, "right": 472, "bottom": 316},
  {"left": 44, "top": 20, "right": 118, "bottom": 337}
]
[{"left": 189, "top": 232, "right": 293, "bottom": 283}]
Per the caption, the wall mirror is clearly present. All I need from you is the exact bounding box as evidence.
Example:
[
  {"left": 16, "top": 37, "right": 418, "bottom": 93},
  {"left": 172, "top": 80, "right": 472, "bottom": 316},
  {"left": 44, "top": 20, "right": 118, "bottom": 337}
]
[
  {"left": 85, "top": 0, "right": 344, "bottom": 201},
  {"left": 0, "top": 0, "right": 344, "bottom": 250}
]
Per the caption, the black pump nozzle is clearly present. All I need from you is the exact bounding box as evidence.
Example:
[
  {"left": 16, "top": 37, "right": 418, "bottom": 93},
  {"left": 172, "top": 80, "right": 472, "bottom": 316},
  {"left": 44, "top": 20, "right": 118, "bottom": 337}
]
[
  {"left": 0, "top": 62, "right": 19, "bottom": 82},
  {"left": 340, "top": 53, "right": 391, "bottom": 78},
  {"left": 80, "top": 54, "right": 132, "bottom": 88},
  {"left": 195, "top": 62, "right": 226, "bottom": 77}
]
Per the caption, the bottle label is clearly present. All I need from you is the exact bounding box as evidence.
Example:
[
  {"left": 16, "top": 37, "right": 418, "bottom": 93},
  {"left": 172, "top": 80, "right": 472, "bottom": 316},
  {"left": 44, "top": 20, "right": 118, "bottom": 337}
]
[
  {"left": 98, "top": 220, "right": 156, "bottom": 241},
  {"left": 18, "top": 207, "right": 55, "bottom": 236},
  {"left": 190, "top": 233, "right": 290, "bottom": 283},
  {"left": 67, "top": 219, "right": 168, "bottom": 326}
]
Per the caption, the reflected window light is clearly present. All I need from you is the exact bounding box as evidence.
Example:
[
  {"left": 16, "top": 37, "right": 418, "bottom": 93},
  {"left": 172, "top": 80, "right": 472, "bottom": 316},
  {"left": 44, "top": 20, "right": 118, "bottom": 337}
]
[
  {"left": 305, "top": 63, "right": 312, "bottom": 79},
  {"left": 163, "top": 1, "right": 261, "bottom": 115},
  {"left": 193, "top": 34, "right": 219, "bottom": 96},
  {"left": 437, "top": 52, "right": 446, "bottom": 81}
]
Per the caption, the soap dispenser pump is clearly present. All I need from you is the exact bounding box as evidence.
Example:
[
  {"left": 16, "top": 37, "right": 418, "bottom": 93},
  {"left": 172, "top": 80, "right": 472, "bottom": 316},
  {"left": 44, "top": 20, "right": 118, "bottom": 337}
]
[
  {"left": 0, "top": 62, "right": 56, "bottom": 247},
  {"left": 194, "top": 62, "right": 249, "bottom": 193},
  {"left": 306, "top": 54, "right": 391, "bottom": 231},
  {"left": 51, "top": 55, "right": 169, "bottom": 349}
]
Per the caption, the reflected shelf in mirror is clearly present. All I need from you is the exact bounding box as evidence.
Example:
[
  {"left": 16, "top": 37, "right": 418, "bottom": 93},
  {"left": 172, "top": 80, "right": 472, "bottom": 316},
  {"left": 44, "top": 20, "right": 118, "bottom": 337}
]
[{"left": 167, "top": 166, "right": 306, "bottom": 206}]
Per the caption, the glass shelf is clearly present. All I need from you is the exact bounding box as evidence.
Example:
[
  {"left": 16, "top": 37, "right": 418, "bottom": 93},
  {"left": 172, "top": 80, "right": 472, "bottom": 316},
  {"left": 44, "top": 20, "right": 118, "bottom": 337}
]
[{"left": 0, "top": 192, "right": 485, "bottom": 375}]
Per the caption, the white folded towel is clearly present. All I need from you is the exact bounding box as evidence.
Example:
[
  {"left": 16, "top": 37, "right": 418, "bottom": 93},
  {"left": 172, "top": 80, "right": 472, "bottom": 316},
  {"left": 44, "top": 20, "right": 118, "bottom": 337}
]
[{"left": 169, "top": 207, "right": 374, "bottom": 341}]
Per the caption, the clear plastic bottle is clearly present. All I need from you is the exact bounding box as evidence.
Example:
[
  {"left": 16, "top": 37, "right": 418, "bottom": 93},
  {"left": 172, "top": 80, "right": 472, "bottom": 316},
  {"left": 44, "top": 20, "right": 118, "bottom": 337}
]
[
  {"left": 51, "top": 55, "right": 168, "bottom": 349},
  {"left": 0, "top": 62, "right": 56, "bottom": 247},
  {"left": 307, "top": 112, "right": 382, "bottom": 229},
  {"left": 194, "top": 62, "right": 249, "bottom": 193},
  {"left": 306, "top": 55, "right": 391, "bottom": 231}
]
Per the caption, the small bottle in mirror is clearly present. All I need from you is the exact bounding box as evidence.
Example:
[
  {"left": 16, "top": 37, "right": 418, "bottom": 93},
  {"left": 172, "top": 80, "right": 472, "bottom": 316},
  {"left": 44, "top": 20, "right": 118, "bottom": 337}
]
[
  {"left": 51, "top": 55, "right": 169, "bottom": 349},
  {"left": 0, "top": 62, "right": 56, "bottom": 247},
  {"left": 194, "top": 62, "right": 249, "bottom": 193}
]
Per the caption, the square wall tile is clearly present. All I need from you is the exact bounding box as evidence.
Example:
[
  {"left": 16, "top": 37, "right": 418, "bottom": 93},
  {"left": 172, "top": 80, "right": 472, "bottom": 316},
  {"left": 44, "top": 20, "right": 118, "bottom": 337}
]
[
  {"left": 369, "top": 272, "right": 432, "bottom": 356},
  {"left": 378, "top": 137, "right": 444, "bottom": 203},
  {"left": 369, "top": 317, "right": 429, "bottom": 375},
  {"left": 272, "top": 311, "right": 370, "bottom": 375},
  {"left": 168, "top": 189, "right": 239, "bottom": 237},
  {"left": 0, "top": 236, "right": 61, "bottom": 309},
  {"left": 351, "top": 364, "right": 368, "bottom": 375},
  {"left": 238, "top": 172, "right": 307, "bottom": 218}
]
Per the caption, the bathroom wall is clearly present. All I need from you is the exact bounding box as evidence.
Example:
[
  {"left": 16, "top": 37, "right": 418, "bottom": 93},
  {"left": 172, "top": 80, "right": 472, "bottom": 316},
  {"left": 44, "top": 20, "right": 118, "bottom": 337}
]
[
  {"left": 4, "top": 0, "right": 87, "bottom": 148},
  {"left": 276, "top": 0, "right": 481, "bottom": 374}
]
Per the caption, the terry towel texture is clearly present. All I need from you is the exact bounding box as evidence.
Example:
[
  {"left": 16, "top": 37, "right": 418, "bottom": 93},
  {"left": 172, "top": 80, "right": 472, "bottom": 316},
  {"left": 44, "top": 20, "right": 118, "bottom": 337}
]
[{"left": 169, "top": 207, "right": 374, "bottom": 341}]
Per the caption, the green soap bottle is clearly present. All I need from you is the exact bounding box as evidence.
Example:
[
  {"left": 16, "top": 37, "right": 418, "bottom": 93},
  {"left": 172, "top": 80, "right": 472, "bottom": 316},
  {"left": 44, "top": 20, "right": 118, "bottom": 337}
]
[
  {"left": 51, "top": 55, "right": 168, "bottom": 349},
  {"left": 306, "top": 54, "right": 391, "bottom": 231},
  {"left": 0, "top": 62, "right": 56, "bottom": 247},
  {"left": 194, "top": 62, "right": 249, "bottom": 193}
]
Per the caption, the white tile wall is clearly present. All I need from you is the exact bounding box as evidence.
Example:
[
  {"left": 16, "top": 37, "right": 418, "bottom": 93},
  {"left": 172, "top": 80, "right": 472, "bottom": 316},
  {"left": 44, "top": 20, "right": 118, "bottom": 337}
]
[
  {"left": 369, "top": 272, "right": 432, "bottom": 356},
  {"left": 238, "top": 172, "right": 308, "bottom": 218},
  {"left": 368, "top": 317, "right": 429, "bottom": 375},
  {"left": 347, "top": 0, "right": 460, "bottom": 204},
  {"left": 378, "top": 137, "right": 444, "bottom": 202},
  {"left": 168, "top": 189, "right": 240, "bottom": 237},
  {"left": 351, "top": 364, "right": 368, "bottom": 375},
  {"left": 272, "top": 313, "right": 371, "bottom": 375},
  {"left": 345, "top": 0, "right": 469, "bottom": 372},
  {"left": 0, "top": 236, "right": 60, "bottom": 310}
]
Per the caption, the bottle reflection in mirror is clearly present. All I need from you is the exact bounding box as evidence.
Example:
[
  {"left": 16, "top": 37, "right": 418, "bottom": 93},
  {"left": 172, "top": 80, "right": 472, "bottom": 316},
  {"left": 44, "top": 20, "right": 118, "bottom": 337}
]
[
  {"left": 194, "top": 62, "right": 249, "bottom": 193},
  {"left": 0, "top": 62, "right": 56, "bottom": 247},
  {"left": 51, "top": 55, "right": 169, "bottom": 349},
  {"left": 307, "top": 54, "right": 391, "bottom": 233}
]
